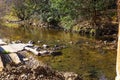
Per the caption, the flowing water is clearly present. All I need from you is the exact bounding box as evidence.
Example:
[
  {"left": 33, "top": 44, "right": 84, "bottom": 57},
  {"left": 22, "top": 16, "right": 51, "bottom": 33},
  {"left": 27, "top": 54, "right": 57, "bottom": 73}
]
[{"left": 0, "top": 26, "right": 116, "bottom": 80}]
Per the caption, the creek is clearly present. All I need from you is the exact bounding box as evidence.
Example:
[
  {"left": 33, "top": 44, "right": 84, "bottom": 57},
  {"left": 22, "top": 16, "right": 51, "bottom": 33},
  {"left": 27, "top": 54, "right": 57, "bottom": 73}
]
[{"left": 0, "top": 26, "right": 116, "bottom": 80}]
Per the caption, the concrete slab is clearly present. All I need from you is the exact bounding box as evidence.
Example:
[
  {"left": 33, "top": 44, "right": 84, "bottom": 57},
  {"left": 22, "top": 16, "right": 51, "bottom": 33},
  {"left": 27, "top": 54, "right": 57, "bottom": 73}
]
[
  {"left": 0, "top": 56, "right": 4, "bottom": 71},
  {"left": 0, "top": 39, "right": 7, "bottom": 45},
  {"left": 0, "top": 43, "right": 33, "bottom": 53},
  {"left": 9, "top": 53, "right": 21, "bottom": 64}
]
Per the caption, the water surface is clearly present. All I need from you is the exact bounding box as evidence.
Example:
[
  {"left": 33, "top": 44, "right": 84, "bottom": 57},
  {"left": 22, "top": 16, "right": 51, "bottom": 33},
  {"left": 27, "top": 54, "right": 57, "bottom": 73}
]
[{"left": 0, "top": 26, "right": 116, "bottom": 80}]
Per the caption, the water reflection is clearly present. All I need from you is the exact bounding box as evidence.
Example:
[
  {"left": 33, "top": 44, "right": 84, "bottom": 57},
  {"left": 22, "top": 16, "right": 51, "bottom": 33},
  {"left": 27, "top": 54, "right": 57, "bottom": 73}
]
[{"left": 0, "top": 26, "right": 116, "bottom": 80}]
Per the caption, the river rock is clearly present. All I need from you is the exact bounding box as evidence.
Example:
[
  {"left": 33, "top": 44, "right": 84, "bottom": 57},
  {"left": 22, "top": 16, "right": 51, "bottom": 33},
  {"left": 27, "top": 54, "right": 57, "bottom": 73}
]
[
  {"left": 63, "top": 72, "right": 78, "bottom": 80},
  {"left": 16, "top": 40, "right": 22, "bottom": 43},
  {"left": 28, "top": 40, "right": 35, "bottom": 44},
  {"left": 34, "top": 46, "right": 41, "bottom": 51},
  {"left": 42, "top": 44, "right": 49, "bottom": 49},
  {"left": 37, "top": 40, "right": 42, "bottom": 44}
]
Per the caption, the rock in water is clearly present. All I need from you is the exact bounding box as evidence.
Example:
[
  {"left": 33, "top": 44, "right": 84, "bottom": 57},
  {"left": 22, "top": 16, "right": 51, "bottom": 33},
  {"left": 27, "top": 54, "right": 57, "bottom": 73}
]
[
  {"left": 42, "top": 44, "right": 49, "bottom": 49},
  {"left": 28, "top": 40, "right": 35, "bottom": 44}
]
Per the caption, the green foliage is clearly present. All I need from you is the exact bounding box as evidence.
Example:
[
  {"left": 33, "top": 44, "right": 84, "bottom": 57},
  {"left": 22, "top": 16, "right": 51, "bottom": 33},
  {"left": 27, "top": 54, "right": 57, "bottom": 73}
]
[
  {"left": 60, "top": 16, "right": 74, "bottom": 30},
  {"left": 11, "top": 0, "right": 116, "bottom": 29},
  {"left": 72, "top": 0, "right": 116, "bottom": 20},
  {"left": 12, "top": 0, "right": 35, "bottom": 20},
  {"left": 50, "top": 0, "right": 78, "bottom": 29}
]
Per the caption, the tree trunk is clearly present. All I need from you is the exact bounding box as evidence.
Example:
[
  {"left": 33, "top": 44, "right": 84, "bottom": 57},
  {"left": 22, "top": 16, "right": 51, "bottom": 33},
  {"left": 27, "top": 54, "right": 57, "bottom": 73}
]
[{"left": 116, "top": 0, "right": 120, "bottom": 80}]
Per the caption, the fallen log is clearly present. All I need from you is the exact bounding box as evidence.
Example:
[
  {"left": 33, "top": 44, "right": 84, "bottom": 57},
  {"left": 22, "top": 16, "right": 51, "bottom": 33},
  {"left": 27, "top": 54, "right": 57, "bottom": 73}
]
[{"left": 9, "top": 53, "right": 21, "bottom": 64}]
